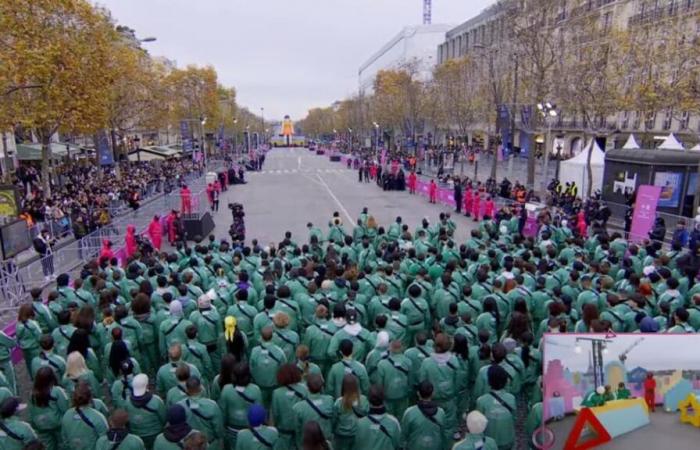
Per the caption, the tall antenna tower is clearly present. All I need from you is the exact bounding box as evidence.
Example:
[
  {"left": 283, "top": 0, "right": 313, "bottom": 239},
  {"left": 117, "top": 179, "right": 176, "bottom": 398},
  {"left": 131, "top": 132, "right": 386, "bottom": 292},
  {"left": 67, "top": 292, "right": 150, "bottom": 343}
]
[{"left": 423, "top": 0, "right": 432, "bottom": 25}]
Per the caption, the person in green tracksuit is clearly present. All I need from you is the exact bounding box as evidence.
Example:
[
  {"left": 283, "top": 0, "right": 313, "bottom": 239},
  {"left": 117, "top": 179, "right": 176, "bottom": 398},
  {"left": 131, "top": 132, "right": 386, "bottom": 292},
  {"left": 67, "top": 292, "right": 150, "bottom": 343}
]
[
  {"left": 250, "top": 326, "right": 287, "bottom": 409},
  {"left": 178, "top": 377, "right": 224, "bottom": 448},
  {"left": 31, "top": 287, "right": 57, "bottom": 333},
  {"left": 292, "top": 373, "right": 334, "bottom": 449},
  {"left": 418, "top": 334, "right": 459, "bottom": 444},
  {"left": 29, "top": 367, "right": 69, "bottom": 450},
  {"left": 95, "top": 409, "right": 146, "bottom": 450},
  {"left": 271, "top": 364, "right": 309, "bottom": 450},
  {"left": 377, "top": 340, "right": 412, "bottom": 419},
  {"left": 327, "top": 339, "right": 370, "bottom": 398},
  {"left": 353, "top": 385, "right": 402, "bottom": 450},
  {"left": 452, "top": 411, "right": 498, "bottom": 450},
  {"left": 123, "top": 374, "right": 166, "bottom": 448},
  {"left": 61, "top": 382, "right": 109, "bottom": 450},
  {"left": 0, "top": 397, "right": 38, "bottom": 450},
  {"left": 234, "top": 403, "right": 279, "bottom": 450},
  {"left": 0, "top": 329, "right": 18, "bottom": 395},
  {"left": 30, "top": 335, "right": 66, "bottom": 380},
  {"left": 332, "top": 374, "right": 369, "bottom": 450},
  {"left": 581, "top": 386, "right": 607, "bottom": 407},
  {"left": 218, "top": 362, "right": 263, "bottom": 450},
  {"left": 525, "top": 402, "right": 543, "bottom": 450},
  {"left": 152, "top": 404, "right": 198, "bottom": 450},
  {"left": 189, "top": 295, "right": 224, "bottom": 374},
  {"left": 16, "top": 304, "right": 43, "bottom": 378},
  {"left": 158, "top": 301, "right": 193, "bottom": 357},
  {"left": 400, "top": 381, "right": 445, "bottom": 450},
  {"left": 616, "top": 382, "right": 632, "bottom": 400},
  {"left": 476, "top": 365, "right": 516, "bottom": 450}
]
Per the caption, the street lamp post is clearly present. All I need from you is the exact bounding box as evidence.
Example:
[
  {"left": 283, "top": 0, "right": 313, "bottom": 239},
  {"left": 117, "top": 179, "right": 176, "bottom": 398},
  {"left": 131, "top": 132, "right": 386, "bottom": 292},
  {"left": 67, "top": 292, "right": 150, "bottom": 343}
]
[
  {"left": 260, "top": 108, "right": 265, "bottom": 146},
  {"left": 373, "top": 122, "right": 379, "bottom": 154},
  {"left": 199, "top": 115, "right": 207, "bottom": 167},
  {"left": 537, "top": 101, "right": 558, "bottom": 193}
]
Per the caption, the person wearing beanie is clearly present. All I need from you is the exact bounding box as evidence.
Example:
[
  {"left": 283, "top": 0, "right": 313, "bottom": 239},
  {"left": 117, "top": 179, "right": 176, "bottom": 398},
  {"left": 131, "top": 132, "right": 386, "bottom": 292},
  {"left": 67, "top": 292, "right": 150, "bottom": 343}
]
[
  {"left": 353, "top": 385, "right": 401, "bottom": 450},
  {"left": 250, "top": 326, "right": 287, "bottom": 409},
  {"left": 639, "top": 316, "right": 660, "bottom": 333},
  {"left": 418, "top": 333, "right": 460, "bottom": 444},
  {"left": 327, "top": 339, "right": 369, "bottom": 398},
  {"left": 292, "top": 374, "right": 334, "bottom": 449},
  {"left": 177, "top": 377, "right": 223, "bottom": 448},
  {"left": 377, "top": 340, "right": 412, "bottom": 419},
  {"left": 452, "top": 411, "right": 497, "bottom": 450},
  {"left": 153, "top": 404, "right": 195, "bottom": 450},
  {"left": 234, "top": 403, "right": 278, "bottom": 450},
  {"left": 400, "top": 380, "right": 445, "bottom": 450},
  {"left": 327, "top": 308, "right": 372, "bottom": 364},
  {"left": 365, "top": 331, "right": 390, "bottom": 385},
  {"left": 476, "top": 365, "right": 515, "bottom": 450},
  {"left": 189, "top": 294, "right": 223, "bottom": 372},
  {"left": 95, "top": 409, "right": 146, "bottom": 450},
  {"left": 0, "top": 397, "right": 37, "bottom": 450},
  {"left": 158, "top": 300, "right": 193, "bottom": 357},
  {"left": 124, "top": 374, "right": 165, "bottom": 448}
]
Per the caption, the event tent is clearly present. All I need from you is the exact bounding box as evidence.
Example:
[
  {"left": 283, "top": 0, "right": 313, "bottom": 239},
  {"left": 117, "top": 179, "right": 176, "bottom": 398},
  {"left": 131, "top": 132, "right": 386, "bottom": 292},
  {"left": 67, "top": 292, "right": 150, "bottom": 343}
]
[
  {"left": 658, "top": 133, "right": 685, "bottom": 150},
  {"left": 622, "top": 134, "right": 640, "bottom": 150},
  {"left": 558, "top": 139, "right": 605, "bottom": 196}
]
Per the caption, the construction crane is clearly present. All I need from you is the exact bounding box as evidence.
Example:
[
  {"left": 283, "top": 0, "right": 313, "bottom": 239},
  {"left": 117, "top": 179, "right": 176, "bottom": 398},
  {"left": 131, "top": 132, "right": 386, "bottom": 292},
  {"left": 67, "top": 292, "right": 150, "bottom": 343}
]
[
  {"left": 423, "top": 0, "right": 432, "bottom": 25},
  {"left": 619, "top": 337, "right": 645, "bottom": 363}
]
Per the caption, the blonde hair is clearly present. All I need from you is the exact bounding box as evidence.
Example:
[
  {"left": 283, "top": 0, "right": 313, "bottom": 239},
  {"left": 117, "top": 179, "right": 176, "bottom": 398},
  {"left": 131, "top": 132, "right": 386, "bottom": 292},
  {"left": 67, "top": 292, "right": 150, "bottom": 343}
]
[
  {"left": 65, "top": 351, "right": 89, "bottom": 379},
  {"left": 367, "top": 216, "right": 377, "bottom": 229},
  {"left": 273, "top": 312, "right": 289, "bottom": 329}
]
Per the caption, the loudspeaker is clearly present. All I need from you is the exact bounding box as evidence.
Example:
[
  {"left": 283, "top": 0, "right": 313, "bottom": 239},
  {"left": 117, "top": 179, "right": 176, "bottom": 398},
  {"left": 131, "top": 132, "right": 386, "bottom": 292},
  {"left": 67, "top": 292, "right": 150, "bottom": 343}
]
[
  {"left": 329, "top": 155, "right": 341, "bottom": 162},
  {"left": 316, "top": 150, "right": 325, "bottom": 155},
  {"left": 182, "top": 212, "right": 215, "bottom": 240}
]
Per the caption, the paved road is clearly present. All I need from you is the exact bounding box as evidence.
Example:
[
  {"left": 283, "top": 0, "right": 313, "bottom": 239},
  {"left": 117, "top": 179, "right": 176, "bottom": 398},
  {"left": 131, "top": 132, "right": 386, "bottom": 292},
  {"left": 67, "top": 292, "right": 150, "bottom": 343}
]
[
  {"left": 547, "top": 410, "right": 696, "bottom": 449},
  {"left": 207, "top": 147, "right": 481, "bottom": 246}
]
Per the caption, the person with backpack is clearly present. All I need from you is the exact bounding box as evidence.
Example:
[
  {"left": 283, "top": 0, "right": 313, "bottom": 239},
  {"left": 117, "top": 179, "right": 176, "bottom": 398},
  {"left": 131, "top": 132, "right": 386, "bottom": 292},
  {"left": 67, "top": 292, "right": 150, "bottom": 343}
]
[
  {"left": 123, "top": 374, "right": 165, "bottom": 448},
  {"left": 475, "top": 365, "right": 516, "bottom": 450},
  {"left": 218, "top": 362, "right": 263, "bottom": 450},
  {"left": 353, "top": 385, "right": 401, "bottom": 450},
  {"left": 234, "top": 404, "right": 279, "bottom": 450},
  {"left": 292, "top": 374, "right": 334, "bottom": 449},
  {"left": 60, "top": 382, "right": 109, "bottom": 450},
  {"left": 95, "top": 409, "right": 146, "bottom": 450},
  {"left": 400, "top": 381, "right": 445, "bottom": 450},
  {"left": 153, "top": 404, "right": 197, "bottom": 450}
]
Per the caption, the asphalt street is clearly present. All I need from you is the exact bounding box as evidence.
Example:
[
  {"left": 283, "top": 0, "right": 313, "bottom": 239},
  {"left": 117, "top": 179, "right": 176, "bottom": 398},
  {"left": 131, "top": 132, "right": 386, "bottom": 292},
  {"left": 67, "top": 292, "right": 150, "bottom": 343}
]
[
  {"left": 547, "top": 411, "right": 697, "bottom": 450},
  {"left": 209, "top": 147, "right": 480, "bottom": 246}
]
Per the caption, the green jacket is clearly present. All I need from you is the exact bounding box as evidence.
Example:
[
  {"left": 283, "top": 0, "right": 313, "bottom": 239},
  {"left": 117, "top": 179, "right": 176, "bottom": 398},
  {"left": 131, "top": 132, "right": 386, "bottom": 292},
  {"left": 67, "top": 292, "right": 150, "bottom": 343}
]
[
  {"left": 219, "top": 384, "right": 263, "bottom": 430},
  {"left": 327, "top": 327, "right": 372, "bottom": 362},
  {"left": 152, "top": 429, "right": 199, "bottom": 450},
  {"left": 292, "top": 393, "right": 334, "bottom": 448},
  {"left": 156, "top": 362, "right": 201, "bottom": 398},
  {"left": 51, "top": 324, "right": 76, "bottom": 357},
  {"left": 476, "top": 390, "right": 516, "bottom": 449},
  {"left": 29, "top": 386, "right": 69, "bottom": 431},
  {"left": 123, "top": 394, "right": 166, "bottom": 439},
  {"left": 189, "top": 307, "right": 223, "bottom": 345},
  {"left": 234, "top": 426, "right": 279, "bottom": 450},
  {"left": 32, "top": 301, "right": 57, "bottom": 333},
  {"left": 250, "top": 343, "right": 287, "bottom": 388},
  {"left": 333, "top": 395, "right": 369, "bottom": 437},
  {"left": 0, "top": 417, "right": 38, "bottom": 450},
  {"left": 61, "top": 406, "right": 109, "bottom": 450},
  {"left": 178, "top": 396, "right": 224, "bottom": 443},
  {"left": 354, "top": 412, "right": 402, "bottom": 450},
  {"left": 30, "top": 351, "right": 66, "bottom": 379},
  {"left": 452, "top": 433, "right": 498, "bottom": 450},
  {"left": 95, "top": 433, "right": 146, "bottom": 450},
  {"left": 327, "top": 358, "right": 369, "bottom": 397},
  {"left": 158, "top": 317, "right": 193, "bottom": 356},
  {"left": 400, "top": 402, "right": 445, "bottom": 450},
  {"left": 271, "top": 383, "right": 309, "bottom": 433},
  {"left": 16, "top": 319, "right": 42, "bottom": 351},
  {"left": 377, "top": 354, "right": 412, "bottom": 400},
  {"left": 419, "top": 354, "right": 459, "bottom": 402}
]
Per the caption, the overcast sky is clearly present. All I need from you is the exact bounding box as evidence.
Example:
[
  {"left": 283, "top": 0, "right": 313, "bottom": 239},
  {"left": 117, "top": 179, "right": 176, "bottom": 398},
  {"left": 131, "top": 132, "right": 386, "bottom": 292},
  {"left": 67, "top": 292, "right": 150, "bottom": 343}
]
[
  {"left": 97, "top": 0, "right": 494, "bottom": 121},
  {"left": 543, "top": 334, "right": 700, "bottom": 372}
]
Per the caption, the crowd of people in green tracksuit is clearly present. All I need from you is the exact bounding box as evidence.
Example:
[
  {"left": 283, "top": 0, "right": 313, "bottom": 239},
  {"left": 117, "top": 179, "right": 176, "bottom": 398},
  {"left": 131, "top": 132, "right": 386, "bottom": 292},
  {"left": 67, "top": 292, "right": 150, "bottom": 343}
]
[{"left": 1, "top": 201, "right": 698, "bottom": 450}]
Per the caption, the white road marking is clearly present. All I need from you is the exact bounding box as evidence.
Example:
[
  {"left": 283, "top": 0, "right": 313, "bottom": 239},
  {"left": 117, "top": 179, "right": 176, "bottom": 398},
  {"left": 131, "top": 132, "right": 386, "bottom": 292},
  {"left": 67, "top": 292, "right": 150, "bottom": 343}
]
[
  {"left": 316, "top": 173, "right": 354, "bottom": 224},
  {"left": 297, "top": 156, "right": 302, "bottom": 170}
]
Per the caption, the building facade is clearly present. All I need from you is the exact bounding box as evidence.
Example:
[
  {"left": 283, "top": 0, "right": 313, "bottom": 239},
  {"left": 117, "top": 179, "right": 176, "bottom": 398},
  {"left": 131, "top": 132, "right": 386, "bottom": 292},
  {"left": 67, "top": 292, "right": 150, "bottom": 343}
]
[
  {"left": 359, "top": 24, "right": 454, "bottom": 94},
  {"left": 437, "top": 0, "right": 700, "bottom": 156}
]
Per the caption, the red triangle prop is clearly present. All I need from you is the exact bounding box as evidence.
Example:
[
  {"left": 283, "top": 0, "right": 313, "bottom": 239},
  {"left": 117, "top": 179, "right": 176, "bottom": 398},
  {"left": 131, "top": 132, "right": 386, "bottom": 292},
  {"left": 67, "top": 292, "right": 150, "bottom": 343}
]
[{"left": 563, "top": 407, "right": 612, "bottom": 450}]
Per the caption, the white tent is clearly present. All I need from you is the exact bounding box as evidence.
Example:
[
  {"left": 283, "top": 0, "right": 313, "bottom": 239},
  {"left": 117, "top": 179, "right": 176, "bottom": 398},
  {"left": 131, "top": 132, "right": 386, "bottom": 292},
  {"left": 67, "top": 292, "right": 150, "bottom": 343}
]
[
  {"left": 658, "top": 133, "right": 685, "bottom": 150},
  {"left": 691, "top": 144, "right": 700, "bottom": 152},
  {"left": 558, "top": 139, "right": 605, "bottom": 197},
  {"left": 622, "top": 134, "right": 640, "bottom": 149}
]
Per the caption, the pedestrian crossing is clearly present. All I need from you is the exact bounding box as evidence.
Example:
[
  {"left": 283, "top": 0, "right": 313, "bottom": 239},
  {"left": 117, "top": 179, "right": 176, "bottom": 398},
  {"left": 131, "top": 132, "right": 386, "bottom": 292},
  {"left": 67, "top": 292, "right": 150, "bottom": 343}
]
[{"left": 249, "top": 168, "right": 349, "bottom": 175}]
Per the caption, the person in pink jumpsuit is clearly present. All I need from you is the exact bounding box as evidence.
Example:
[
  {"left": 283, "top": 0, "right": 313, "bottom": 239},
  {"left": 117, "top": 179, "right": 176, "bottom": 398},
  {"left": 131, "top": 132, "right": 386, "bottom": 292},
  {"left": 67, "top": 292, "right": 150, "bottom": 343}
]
[
  {"left": 408, "top": 171, "right": 417, "bottom": 194},
  {"left": 484, "top": 196, "right": 495, "bottom": 219},
  {"left": 206, "top": 183, "right": 215, "bottom": 210},
  {"left": 99, "top": 239, "right": 114, "bottom": 264},
  {"left": 125, "top": 225, "right": 137, "bottom": 258},
  {"left": 429, "top": 180, "right": 438, "bottom": 203},
  {"left": 464, "top": 186, "right": 473, "bottom": 217},
  {"left": 577, "top": 210, "right": 588, "bottom": 237},
  {"left": 147, "top": 215, "right": 163, "bottom": 251},
  {"left": 180, "top": 185, "right": 192, "bottom": 214},
  {"left": 472, "top": 191, "right": 481, "bottom": 221}
]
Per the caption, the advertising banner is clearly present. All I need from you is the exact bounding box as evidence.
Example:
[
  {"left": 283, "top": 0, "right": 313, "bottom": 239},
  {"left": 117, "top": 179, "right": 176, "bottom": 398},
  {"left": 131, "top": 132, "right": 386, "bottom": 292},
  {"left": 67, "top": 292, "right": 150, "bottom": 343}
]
[
  {"left": 180, "top": 120, "right": 193, "bottom": 152},
  {"left": 95, "top": 130, "right": 113, "bottom": 166},
  {"left": 629, "top": 185, "right": 662, "bottom": 242},
  {"left": 654, "top": 172, "right": 683, "bottom": 208}
]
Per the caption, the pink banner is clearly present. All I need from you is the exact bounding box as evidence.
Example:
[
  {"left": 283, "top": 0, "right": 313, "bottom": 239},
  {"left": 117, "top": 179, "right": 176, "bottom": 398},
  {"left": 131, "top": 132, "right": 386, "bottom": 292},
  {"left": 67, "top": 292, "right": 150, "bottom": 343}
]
[{"left": 630, "top": 185, "right": 662, "bottom": 243}]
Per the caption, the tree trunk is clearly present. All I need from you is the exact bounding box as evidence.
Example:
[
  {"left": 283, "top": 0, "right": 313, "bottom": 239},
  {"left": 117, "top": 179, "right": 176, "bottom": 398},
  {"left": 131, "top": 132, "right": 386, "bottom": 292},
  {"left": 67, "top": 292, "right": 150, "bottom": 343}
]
[
  {"left": 1, "top": 132, "right": 8, "bottom": 183},
  {"left": 490, "top": 134, "right": 498, "bottom": 180},
  {"left": 41, "top": 134, "right": 51, "bottom": 197},
  {"left": 527, "top": 142, "right": 536, "bottom": 188},
  {"left": 586, "top": 136, "right": 594, "bottom": 198}
]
